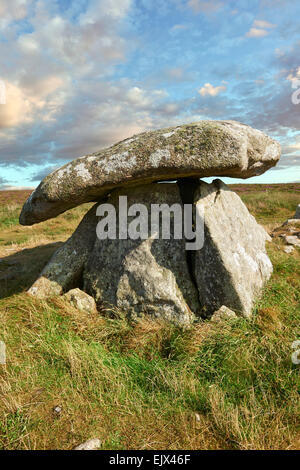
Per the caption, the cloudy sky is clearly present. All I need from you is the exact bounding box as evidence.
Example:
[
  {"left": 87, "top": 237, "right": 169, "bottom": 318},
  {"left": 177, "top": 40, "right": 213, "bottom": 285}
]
[{"left": 0, "top": 0, "right": 299, "bottom": 189}]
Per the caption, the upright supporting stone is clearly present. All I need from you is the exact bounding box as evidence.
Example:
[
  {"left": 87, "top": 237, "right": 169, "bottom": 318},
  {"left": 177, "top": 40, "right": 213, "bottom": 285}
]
[
  {"left": 83, "top": 184, "right": 200, "bottom": 324},
  {"left": 193, "top": 179, "right": 273, "bottom": 317},
  {"left": 28, "top": 204, "right": 98, "bottom": 298}
]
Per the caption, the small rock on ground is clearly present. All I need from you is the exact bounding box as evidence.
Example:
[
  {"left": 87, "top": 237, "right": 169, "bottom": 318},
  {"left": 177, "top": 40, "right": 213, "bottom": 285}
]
[
  {"left": 284, "top": 235, "right": 300, "bottom": 247},
  {"left": 210, "top": 305, "right": 237, "bottom": 322},
  {"left": 282, "top": 219, "right": 300, "bottom": 226},
  {"left": 0, "top": 341, "right": 6, "bottom": 365},
  {"left": 284, "top": 246, "right": 295, "bottom": 254},
  {"left": 294, "top": 204, "right": 300, "bottom": 219},
  {"left": 53, "top": 405, "right": 62, "bottom": 415},
  {"left": 73, "top": 438, "right": 101, "bottom": 450},
  {"left": 63, "top": 288, "right": 97, "bottom": 314}
]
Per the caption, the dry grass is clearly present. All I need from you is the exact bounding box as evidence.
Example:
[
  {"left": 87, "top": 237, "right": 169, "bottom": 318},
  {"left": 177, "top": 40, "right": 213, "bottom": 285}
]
[{"left": 0, "top": 185, "right": 299, "bottom": 450}]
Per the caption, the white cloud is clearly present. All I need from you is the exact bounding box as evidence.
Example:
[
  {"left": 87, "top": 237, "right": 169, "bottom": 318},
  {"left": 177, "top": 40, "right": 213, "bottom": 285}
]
[
  {"left": 253, "top": 19, "right": 276, "bottom": 29},
  {"left": 125, "top": 87, "right": 151, "bottom": 107},
  {"left": 0, "top": 82, "right": 33, "bottom": 128},
  {"left": 0, "top": 0, "right": 297, "bottom": 186},
  {"left": 198, "top": 83, "right": 226, "bottom": 97},
  {"left": 283, "top": 139, "right": 300, "bottom": 153},
  {"left": 246, "top": 27, "right": 269, "bottom": 38},
  {"left": 0, "top": 0, "right": 31, "bottom": 25},
  {"left": 246, "top": 19, "right": 276, "bottom": 38},
  {"left": 18, "top": 34, "right": 40, "bottom": 53},
  {"left": 0, "top": 0, "right": 184, "bottom": 173},
  {"left": 80, "top": 0, "right": 131, "bottom": 24},
  {"left": 0, "top": 75, "right": 68, "bottom": 129},
  {"left": 0, "top": 0, "right": 135, "bottom": 134},
  {"left": 125, "top": 87, "right": 167, "bottom": 108},
  {"left": 0, "top": 72, "right": 174, "bottom": 166},
  {"left": 287, "top": 66, "right": 300, "bottom": 84}
]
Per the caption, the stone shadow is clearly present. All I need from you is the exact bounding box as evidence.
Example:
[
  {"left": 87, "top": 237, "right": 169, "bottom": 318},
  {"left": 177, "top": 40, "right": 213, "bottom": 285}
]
[{"left": 0, "top": 242, "right": 63, "bottom": 299}]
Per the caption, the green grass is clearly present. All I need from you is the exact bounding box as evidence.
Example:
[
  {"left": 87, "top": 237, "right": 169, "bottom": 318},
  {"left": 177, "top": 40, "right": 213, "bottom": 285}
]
[
  {"left": 0, "top": 185, "right": 299, "bottom": 450},
  {"left": 241, "top": 191, "right": 298, "bottom": 224},
  {"left": 232, "top": 184, "right": 299, "bottom": 225},
  {"left": 0, "top": 204, "right": 20, "bottom": 230}
]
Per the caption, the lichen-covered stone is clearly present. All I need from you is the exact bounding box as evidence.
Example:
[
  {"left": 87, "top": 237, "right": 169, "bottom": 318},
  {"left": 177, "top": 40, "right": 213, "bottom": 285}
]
[
  {"left": 283, "top": 246, "right": 294, "bottom": 254},
  {"left": 73, "top": 438, "right": 101, "bottom": 450},
  {"left": 284, "top": 235, "right": 300, "bottom": 247},
  {"left": 28, "top": 204, "right": 98, "bottom": 298},
  {"left": 282, "top": 219, "right": 300, "bottom": 226},
  {"left": 63, "top": 288, "right": 97, "bottom": 314},
  {"left": 210, "top": 306, "right": 237, "bottom": 322},
  {"left": 294, "top": 204, "right": 300, "bottom": 219},
  {"left": 83, "top": 184, "right": 200, "bottom": 325},
  {"left": 20, "top": 120, "right": 280, "bottom": 225},
  {"left": 0, "top": 341, "right": 6, "bottom": 365},
  {"left": 193, "top": 179, "right": 273, "bottom": 317}
]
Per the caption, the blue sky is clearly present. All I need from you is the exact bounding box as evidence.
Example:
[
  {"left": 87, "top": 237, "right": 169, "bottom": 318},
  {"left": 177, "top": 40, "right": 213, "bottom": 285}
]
[{"left": 0, "top": 0, "right": 299, "bottom": 188}]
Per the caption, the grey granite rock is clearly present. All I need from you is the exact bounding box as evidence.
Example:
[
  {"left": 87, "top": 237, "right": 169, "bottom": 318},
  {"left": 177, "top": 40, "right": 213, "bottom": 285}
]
[
  {"left": 193, "top": 179, "right": 273, "bottom": 317},
  {"left": 73, "top": 438, "right": 101, "bottom": 450},
  {"left": 20, "top": 121, "right": 280, "bottom": 225},
  {"left": 284, "top": 235, "right": 300, "bottom": 247},
  {"left": 282, "top": 219, "right": 300, "bottom": 226},
  {"left": 210, "top": 306, "right": 237, "bottom": 322},
  {"left": 83, "top": 183, "right": 200, "bottom": 325},
  {"left": 283, "top": 245, "right": 295, "bottom": 254},
  {"left": 63, "top": 288, "right": 97, "bottom": 314},
  {"left": 28, "top": 204, "right": 98, "bottom": 298},
  {"left": 0, "top": 341, "right": 6, "bottom": 365}
]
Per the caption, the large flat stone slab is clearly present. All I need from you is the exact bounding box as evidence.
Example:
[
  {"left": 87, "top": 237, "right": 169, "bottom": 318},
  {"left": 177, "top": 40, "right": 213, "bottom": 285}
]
[
  {"left": 193, "top": 179, "right": 273, "bottom": 317},
  {"left": 20, "top": 120, "right": 280, "bottom": 225}
]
